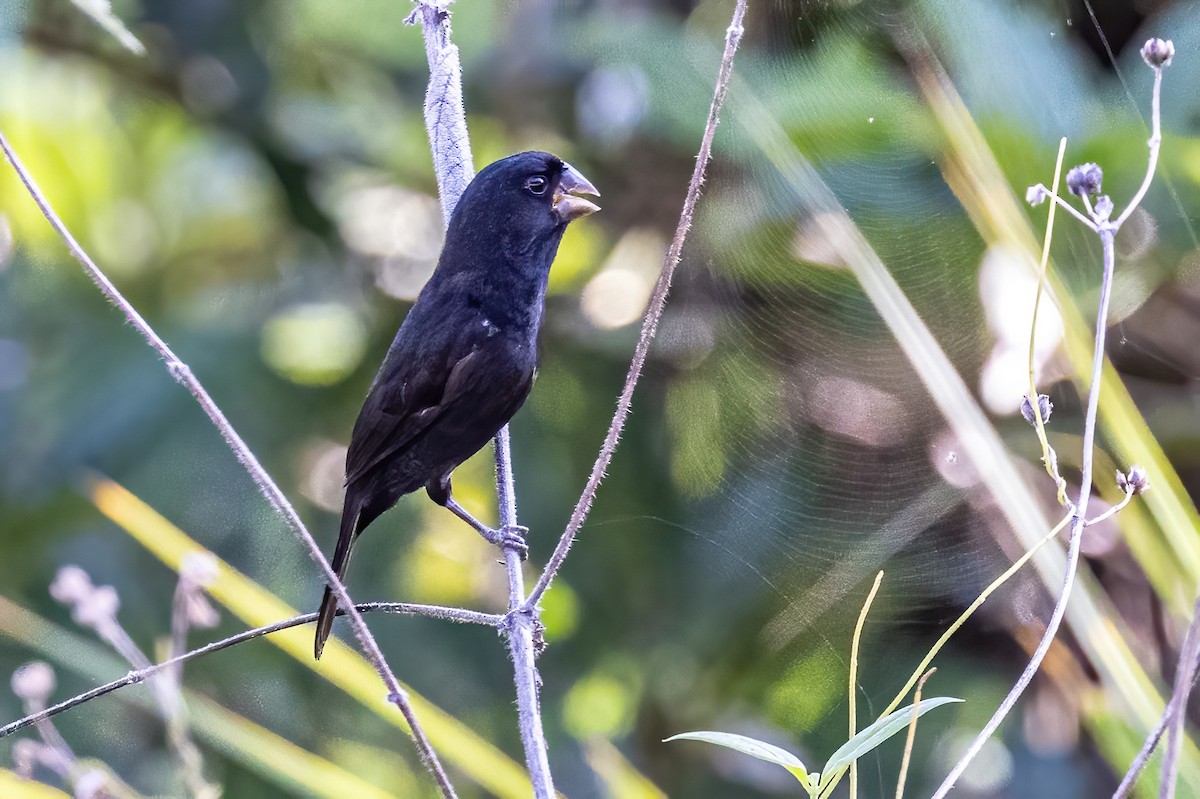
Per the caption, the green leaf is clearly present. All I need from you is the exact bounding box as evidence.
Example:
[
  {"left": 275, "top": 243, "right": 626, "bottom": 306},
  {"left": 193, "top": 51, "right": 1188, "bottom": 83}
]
[
  {"left": 822, "top": 697, "right": 962, "bottom": 778},
  {"left": 665, "top": 731, "right": 810, "bottom": 786}
]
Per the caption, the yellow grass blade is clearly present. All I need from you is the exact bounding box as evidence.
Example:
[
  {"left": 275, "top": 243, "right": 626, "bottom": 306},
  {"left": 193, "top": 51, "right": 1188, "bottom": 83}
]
[{"left": 0, "top": 771, "right": 72, "bottom": 799}]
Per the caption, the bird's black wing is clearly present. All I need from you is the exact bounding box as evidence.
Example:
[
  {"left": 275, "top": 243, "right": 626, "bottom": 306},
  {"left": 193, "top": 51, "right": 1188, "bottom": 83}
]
[{"left": 343, "top": 325, "right": 481, "bottom": 487}]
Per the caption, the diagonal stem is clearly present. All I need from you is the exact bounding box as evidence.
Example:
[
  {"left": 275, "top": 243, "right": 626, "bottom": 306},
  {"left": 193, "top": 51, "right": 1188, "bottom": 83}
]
[
  {"left": 1113, "top": 588, "right": 1200, "bottom": 797},
  {"left": 524, "top": 0, "right": 750, "bottom": 611},
  {"left": 0, "top": 132, "right": 457, "bottom": 799},
  {"left": 1159, "top": 589, "right": 1200, "bottom": 798},
  {"left": 932, "top": 228, "right": 1116, "bottom": 798}
]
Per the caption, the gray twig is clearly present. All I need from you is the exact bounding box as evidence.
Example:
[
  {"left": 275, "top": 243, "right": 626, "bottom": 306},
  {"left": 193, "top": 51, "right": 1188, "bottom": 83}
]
[
  {"left": 407, "top": 1, "right": 556, "bottom": 791},
  {"left": 0, "top": 602, "right": 500, "bottom": 741},
  {"left": 496, "top": 427, "right": 555, "bottom": 797},
  {"left": 1113, "top": 592, "right": 1200, "bottom": 797},
  {"left": 0, "top": 132, "right": 455, "bottom": 797},
  {"left": 524, "top": 0, "right": 750, "bottom": 611},
  {"left": 1114, "top": 65, "right": 1164, "bottom": 229},
  {"left": 1159, "top": 590, "right": 1200, "bottom": 798}
]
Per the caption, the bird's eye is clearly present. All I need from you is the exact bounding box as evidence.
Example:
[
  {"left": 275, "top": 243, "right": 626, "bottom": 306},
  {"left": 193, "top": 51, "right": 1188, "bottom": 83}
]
[{"left": 524, "top": 175, "right": 548, "bottom": 195}]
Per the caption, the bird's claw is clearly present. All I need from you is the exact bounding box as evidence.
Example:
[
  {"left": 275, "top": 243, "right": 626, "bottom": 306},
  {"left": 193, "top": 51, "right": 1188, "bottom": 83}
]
[{"left": 488, "top": 524, "right": 529, "bottom": 560}]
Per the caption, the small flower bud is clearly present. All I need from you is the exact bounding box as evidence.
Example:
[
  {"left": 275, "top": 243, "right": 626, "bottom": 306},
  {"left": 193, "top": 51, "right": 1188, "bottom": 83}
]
[
  {"left": 11, "top": 738, "right": 40, "bottom": 778},
  {"left": 1026, "top": 184, "right": 1048, "bottom": 206},
  {"left": 1021, "top": 393, "right": 1053, "bottom": 426},
  {"left": 50, "top": 565, "right": 93, "bottom": 605},
  {"left": 1117, "top": 465, "right": 1150, "bottom": 495},
  {"left": 11, "top": 662, "right": 55, "bottom": 704},
  {"left": 74, "top": 770, "right": 108, "bottom": 799},
  {"left": 1066, "top": 163, "right": 1103, "bottom": 197},
  {"left": 1141, "top": 38, "right": 1174, "bottom": 69},
  {"left": 1128, "top": 465, "right": 1149, "bottom": 494},
  {"left": 1093, "top": 195, "right": 1114, "bottom": 223},
  {"left": 181, "top": 552, "right": 219, "bottom": 586},
  {"left": 72, "top": 584, "right": 120, "bottom": 629}
]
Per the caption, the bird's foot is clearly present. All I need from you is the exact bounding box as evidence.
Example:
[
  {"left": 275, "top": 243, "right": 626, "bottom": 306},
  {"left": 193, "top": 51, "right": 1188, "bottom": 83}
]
[
  {"left": 486, "top": 524, "right": 529, "bottom": 560},
  {"left": 443, "top": 497, "right": 528, "bottom": 558}
]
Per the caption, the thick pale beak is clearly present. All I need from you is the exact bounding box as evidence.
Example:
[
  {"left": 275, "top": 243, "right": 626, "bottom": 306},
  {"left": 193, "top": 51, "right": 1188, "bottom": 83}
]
[{"left": 553, "top": 162, "right": 601, "bottom": 222}]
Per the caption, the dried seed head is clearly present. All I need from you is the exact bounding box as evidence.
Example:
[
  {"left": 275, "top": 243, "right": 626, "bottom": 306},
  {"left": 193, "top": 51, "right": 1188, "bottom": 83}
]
[
  {"left": 11, "top": 661, "right": 55, "bottom": 704},
  {"left": 72, "top": 584, "right": 120, "bottom": 629},
  {"left": 1066, "top": 163, "right": 1103, "bottom": 197},
  {"left": 11, "top": 739, "right": 40, "bottom": 778},
  {"left": 181, "top": 552, "right": 219, "bottom": 586},
  {"left": 1127, "top": 465, "right": 1149, "bottom": 494},
  {"left": 1026, "top": 184, "right": 1049, "bottom": 206},
  {"left": 74, "top": 769, "right": 108, "bottom": 799},
  {"left": 1021, "top": 393, "right": 1053, "bottom": 426},
  {"left": 1117, "top": 465, "right": 1150, "bottom": 495},
  {"left": 50, "top": 565, "right": 93, "bottom": 605},
  {"left": 1141, "top": 38, "right": 1174, "bottom": 69}
]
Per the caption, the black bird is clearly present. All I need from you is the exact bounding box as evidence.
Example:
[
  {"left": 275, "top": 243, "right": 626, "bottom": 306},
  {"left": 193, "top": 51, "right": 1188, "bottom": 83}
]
[{"left": 314, "top": 151, "right": 600, "bottom": 658}]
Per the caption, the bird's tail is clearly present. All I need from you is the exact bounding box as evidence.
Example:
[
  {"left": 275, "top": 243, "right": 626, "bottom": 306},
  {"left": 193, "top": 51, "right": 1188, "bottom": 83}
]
[{"left": 314, "top": 494, "right": 364, "bottom": 660}]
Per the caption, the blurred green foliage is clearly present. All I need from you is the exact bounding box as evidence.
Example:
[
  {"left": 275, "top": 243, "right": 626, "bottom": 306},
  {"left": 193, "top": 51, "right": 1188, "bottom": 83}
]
[{"left": 2, "top": 0, "right": 1200, "bottom": 797}]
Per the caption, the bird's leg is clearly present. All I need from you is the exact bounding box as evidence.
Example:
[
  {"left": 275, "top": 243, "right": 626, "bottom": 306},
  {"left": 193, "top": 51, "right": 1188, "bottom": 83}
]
[
  {"left": 445, "top": 497, "right": 529, "bottom": 557},
  {"left": 429, "top": 476, "right": 528, "bottom": 559}
]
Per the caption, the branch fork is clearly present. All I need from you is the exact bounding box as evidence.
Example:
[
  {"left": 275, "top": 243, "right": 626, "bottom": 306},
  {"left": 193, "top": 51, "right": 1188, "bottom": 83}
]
[{"left": 933, "top": 36, "right": 1173, "bottom": 799}]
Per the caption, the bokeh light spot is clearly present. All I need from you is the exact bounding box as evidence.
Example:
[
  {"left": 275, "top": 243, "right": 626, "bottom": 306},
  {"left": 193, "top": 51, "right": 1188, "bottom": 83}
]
[{"left": 261, "top": 302, "right": 367, "bottom": 386}]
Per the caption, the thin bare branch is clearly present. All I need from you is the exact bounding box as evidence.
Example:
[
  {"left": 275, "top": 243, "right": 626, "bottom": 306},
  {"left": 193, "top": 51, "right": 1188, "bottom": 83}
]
[
  {"left": 1048, "top": 189, "right": 1099, "bottom": 231},
  {"left": 1160, "top": 590, "right": 1200, "bottom": 798},
  {"left": 407, "top": 3, "right": 546, "bottom": 793},
  {"left": 937, "top": 46, "right": 1172, "bottom": 792},
  {"left": 1114, "top": 65, "right": 1165, "bottom": 229},
  {"left": 1113, "top": 598, "right": 1200, "bottom": 799},
  {"left": 494, "top": 427, "right": 555, "bottom": 798},
  {"left": 932, "top": 229, "right": 1117, "bottom": 799},
  {"left": 0, "top": 131, "right": 457, "bottom": 796},
  {"left": 0, "top": 602, "right": 500, "bottom": 741},
  {"left": 525, "top": 0, "right": 750, "bottom": 610},
  {"left": 1085, "top": 487, "right": 1134, "bottom": 527}
]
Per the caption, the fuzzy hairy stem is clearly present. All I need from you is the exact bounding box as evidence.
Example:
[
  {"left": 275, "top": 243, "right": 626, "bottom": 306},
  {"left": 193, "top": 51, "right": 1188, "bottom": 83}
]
[
  {"left": 525, "top": 0, "right": 749, "bottom": 611},
  {"left": 495, "top": 428, "right": 554, "bottom": 798},
  {"left": 411, "top": 1, "right": 474, "bottom": 226},
  {"left": 407, "top": 2, "right": 553, "bottom": 792}
]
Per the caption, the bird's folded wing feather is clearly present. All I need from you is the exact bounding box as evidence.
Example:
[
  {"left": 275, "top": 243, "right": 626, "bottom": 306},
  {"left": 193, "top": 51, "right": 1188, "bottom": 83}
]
[{"left": 343, "top": 329, "right": 483, "bottom": 486}]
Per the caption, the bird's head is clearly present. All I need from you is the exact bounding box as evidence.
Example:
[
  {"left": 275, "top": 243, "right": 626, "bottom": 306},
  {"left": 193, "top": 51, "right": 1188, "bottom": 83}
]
[{"left": 449, "top": 151, "right": 600, "bottom": 245}]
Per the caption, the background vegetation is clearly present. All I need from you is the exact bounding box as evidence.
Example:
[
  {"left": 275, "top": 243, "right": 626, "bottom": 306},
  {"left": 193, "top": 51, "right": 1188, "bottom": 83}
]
[{"left": 1, "top": 0, "right": 1199, "bottom": 796}]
